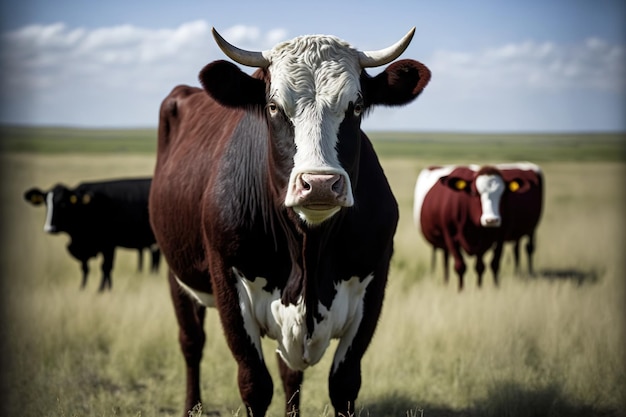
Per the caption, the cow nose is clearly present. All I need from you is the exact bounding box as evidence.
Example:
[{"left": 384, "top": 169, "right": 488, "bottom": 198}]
[
  {"left": 297, "top": 174, "right": 345, "bottom": 203},
  {"left": 482, "top": 217, "right": 501, "bottom": 227}
]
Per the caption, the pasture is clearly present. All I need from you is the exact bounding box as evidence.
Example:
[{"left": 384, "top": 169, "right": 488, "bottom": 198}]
[{"left": 0, "top": 128, "right": 624, "bottom": 416}]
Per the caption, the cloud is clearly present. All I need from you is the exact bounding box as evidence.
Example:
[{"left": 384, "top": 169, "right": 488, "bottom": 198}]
[
  {"left": 0, "top": 21, "right": 289, "bottom": 126},
  {"left": 0, "top": 20, "right": 624, "bottom": 131},
  {"left": 429, "top": 38, "right": 626, "bottom": 99}
]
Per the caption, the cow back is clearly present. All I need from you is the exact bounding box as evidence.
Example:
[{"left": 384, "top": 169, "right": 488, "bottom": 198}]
[{"left": 73, "top": 178, "right": 155, "bottom": 249}]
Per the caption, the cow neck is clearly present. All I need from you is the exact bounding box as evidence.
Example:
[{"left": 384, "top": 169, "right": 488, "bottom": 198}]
[{"left": 280, "top": 212, "right": 341, "bottom": 336}]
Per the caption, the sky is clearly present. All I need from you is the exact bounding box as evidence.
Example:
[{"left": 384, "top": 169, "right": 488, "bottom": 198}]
[{"left": 0, "top": 0, "right": 625, "bottom": 133}]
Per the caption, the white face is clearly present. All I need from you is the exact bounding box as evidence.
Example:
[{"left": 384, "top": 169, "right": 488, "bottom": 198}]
[
  {"left": 475, "top": 174, "right": 505, "bottom": 227},
  {"left": 267, "top": 35, "right": 360, "bottom": 224},
  {"left": 44, "top": 192, "right": 55, "bottom": 233}
]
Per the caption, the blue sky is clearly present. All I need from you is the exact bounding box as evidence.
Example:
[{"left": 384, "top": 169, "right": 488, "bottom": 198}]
[{"left": 1, "top": 0, "right": 624, "bottom": 132}]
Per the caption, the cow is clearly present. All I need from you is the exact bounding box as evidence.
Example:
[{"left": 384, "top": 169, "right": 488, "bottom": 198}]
[
  {"left": 24, "top": 178, "right": 160, "bottom": 291},
  {"left": 149, "top": 27, "right": 430, "bottom": 416},
  {"left": 414, "top": 163, "right": 542, "bottom": 290}
]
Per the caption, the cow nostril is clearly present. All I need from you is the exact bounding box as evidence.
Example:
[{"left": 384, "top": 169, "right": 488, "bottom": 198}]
[
  {"left": 331, "top": 176, "right": 344, "bottom": 194},
  {"left": 300, "top": 177, "right": 311, "bottom": 191}
]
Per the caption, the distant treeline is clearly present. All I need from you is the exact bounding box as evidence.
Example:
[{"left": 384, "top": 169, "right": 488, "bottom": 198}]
[{"left": 1, "top": 125, "right": 624, "bottom": 162}]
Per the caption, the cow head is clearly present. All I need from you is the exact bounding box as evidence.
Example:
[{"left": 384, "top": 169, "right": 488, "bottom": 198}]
[
  {"left": 24, "top": 185, "right": 93, "bottom": 233},
  {"left": 441, "top": 166, "right": 506, "bottom": 228},
  {"left": 200, "top": 28, "right": 430, "bottom": 226}
]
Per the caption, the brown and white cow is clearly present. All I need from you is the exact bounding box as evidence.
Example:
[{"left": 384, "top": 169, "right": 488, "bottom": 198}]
[
  {"left": 413, "top": 163, "right": 542, "bottom": 290},
  {"left": 149, "top": 28, "right": 430, "bottom": 416}
]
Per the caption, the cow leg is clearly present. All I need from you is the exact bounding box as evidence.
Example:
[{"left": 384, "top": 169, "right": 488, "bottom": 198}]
[
  {"left": 444, "top": 236, "right": 465, "bottom": 291},
  {"left": 168, "top": 271, "right": 206, "bottom": 416},
  {"left": 475, "top": 254, "right": 485, "bottom": 287},
  {"left": 277, "top": 353, "right": 303, "bottom": 416},
  {"left": 490, "top": 240, "right": 504, "bottom": 286},
  {"left": 234, "top": 354, "right": 273, "bottom": 417},
  {"left": 513, "top": 239, "right": 521, "bottom": 275},
  {"left": 151, "top": 246, "right": 161, "bottom": 273},
  {"left": 328, "top": 263, "right": 388, "bottom": 416},
  {"left": 329, "top": 355, "right": 361, "bottom": 417},
  {"left": 211, "top": 265, "right": 273, "bottom": 416},
  {"left": 99, "top": 248, "right": 115, "bottom": 292},
  {"left": 526, "top": 233, "right": 536, "bottom": 276},
  {"left": 80, "top": 260, "right": 89, "bottom": 290}
]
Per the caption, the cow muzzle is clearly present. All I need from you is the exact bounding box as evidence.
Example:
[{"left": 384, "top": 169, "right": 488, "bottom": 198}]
[
  {"left": 480, "top": 215, "right": 501, "bottom": 228},
  {"left": 286, "top": 172, "right": 354, "bottom": 225}
]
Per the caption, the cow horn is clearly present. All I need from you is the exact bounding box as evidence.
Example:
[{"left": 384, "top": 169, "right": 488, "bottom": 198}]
[
  {"left": 358, "top": 27, "right": 416, "bottom": 68},
  {"left": 212, "top": 28, "right": 270, "bottom": 68}
]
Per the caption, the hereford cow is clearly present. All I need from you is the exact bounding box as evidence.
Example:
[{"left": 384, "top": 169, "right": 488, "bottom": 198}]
[
  {"left": 414, "top": 163, "right": 542, "bottom": 290},
  {"left": 24, "top": 178, "right": 160, "bottom": 291},
  {"left": 149, "top": 28, "right": 430, "bottom": 416}
]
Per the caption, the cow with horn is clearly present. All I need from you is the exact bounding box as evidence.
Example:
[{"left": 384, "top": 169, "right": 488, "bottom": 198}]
[{"left": 149, "top": 27, "right": 430, "bottom": 416}]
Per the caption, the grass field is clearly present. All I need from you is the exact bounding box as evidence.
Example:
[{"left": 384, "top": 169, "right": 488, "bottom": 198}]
[{"left": 1, "top": 128, "right": 625, "bottom": 416}]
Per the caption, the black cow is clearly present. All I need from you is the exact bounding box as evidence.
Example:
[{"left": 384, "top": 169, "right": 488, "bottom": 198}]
[
  {"left": 24, "top": 178, "right": 160, "bottom": 291},
  {"left": 149, "top": 28, "right": 430, "bottom": 416}
]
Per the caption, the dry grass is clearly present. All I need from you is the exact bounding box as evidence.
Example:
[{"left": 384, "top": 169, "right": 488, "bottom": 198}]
[{"left": 1, "top": 153, "right": 624, "bottom": 416}]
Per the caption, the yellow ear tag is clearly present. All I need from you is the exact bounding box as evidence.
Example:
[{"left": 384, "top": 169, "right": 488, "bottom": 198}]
[
  {"left": 31, "top": 195, "right": 43, "bottom": 204},
  {"left": 455, "top": 180, "right": 467, "bottom": 190},
  {"left": 509, "top": 181, "right": 520, "bottom": 192},
  {"left": 82, "top": 194, "right": 91, "bottom": 204},
  {"left": 69, "top": 195, "right": 78, "bottom": 204}
]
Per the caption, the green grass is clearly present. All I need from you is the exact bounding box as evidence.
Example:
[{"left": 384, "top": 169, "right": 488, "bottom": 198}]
[
  {"left": 367, "top": 131, "right": 626, "bottom": 162},
  {"left": 1, "top": 129, "right": 625, "bottom": 416},
  {"left": 2, "top": 125, "right": 624, "bottom": 162},
  {"left": 0, "top": 125, "right": 158, "bottom": 154}
]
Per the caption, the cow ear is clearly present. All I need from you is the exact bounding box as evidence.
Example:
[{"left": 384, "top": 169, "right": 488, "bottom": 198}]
[
  {"left": 24, "top": 188, "right": 45, "bottom": 205},
  {"left": 362, "top": 59, "right": 431, "bottom": 107},
  {"left": 199, "top": 60, "right": 266, "bottom": 109}
]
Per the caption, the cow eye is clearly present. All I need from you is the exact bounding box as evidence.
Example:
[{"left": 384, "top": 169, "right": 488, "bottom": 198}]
[
  {"left": 267, "top": 102, "right": 279, "bottom": 117},
  {"left": 353, "top": 99, "right": 364, "bottom": 117},
  {"left": 454, "top": 179, "right": 467, "bottom": 191}
]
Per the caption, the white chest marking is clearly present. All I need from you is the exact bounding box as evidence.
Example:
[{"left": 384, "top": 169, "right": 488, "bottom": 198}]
[
  {"left": 234, "top": 267, "right": 373, "bottom": 372},
  {"left": 174, "top": 276, "right": 215, "bottom": 308}
]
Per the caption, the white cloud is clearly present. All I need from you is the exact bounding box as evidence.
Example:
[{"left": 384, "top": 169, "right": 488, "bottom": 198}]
[
  {"left": 0, "top": 21, "right": 624, "bottom": 131},
  {"left": 0, "top": 21, "right": 289, "bottom": 126},
  {"left": 429, "top": 38, "right": 626, "bottom": 98}
]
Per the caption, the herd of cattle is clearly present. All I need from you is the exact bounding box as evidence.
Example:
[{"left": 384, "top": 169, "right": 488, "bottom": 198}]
[{"left": 23, "top": 28, "right": 543, "bottom": 417}]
